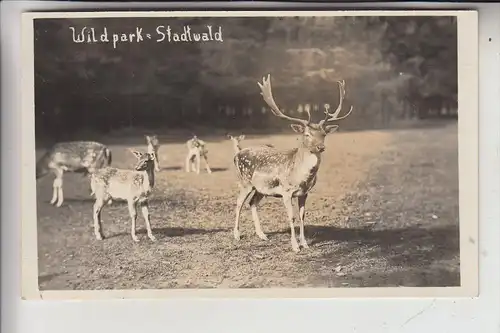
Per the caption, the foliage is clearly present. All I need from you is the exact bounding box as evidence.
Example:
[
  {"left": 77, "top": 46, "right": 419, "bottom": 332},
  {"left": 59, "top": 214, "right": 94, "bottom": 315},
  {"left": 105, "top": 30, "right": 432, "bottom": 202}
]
[{"left": 34, "top": 16, "right": 458, "bottom": 140}]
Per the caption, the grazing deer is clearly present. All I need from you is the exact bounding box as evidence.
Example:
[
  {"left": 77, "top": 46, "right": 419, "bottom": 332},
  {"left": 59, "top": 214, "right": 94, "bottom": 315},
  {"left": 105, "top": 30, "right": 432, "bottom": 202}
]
[
  {"left": 90, "top": 150, "right": 157, "bottom": 242},
  {"left": 36, "top": 141, "right": 112, "bottom": 207},
  {"left": 233, "top": 74, "right": 353, "bottom": 252},
  {"left": 185, "top": 135, "right": 212, "bottom": 174},
  {"left": 145, "top": 135, "right": 161, "bottom": 172},
  {"left": 227, "top": 134, "right": 274, "bottom": 154}
]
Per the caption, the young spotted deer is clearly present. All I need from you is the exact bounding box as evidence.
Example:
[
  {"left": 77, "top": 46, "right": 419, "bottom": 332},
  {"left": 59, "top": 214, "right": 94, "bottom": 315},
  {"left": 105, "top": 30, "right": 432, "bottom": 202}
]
[
  {"left": 233, "top": 74, "right": 353, "bottom": 252},
  {"left": 227, "top": 134, "right": 274, "bottom": 154},
  {"left": 145, "top": 135, "right": 161, "bottom": 172},
  {"left": 90, "top": 150, "right": 157, "bottom": 242},
  {"left": 227, "top": 134, "right": 246, "bottom": 153},
  {"left": 185, "top": 135, "right": 212, "bottom": 174},
  {"left": 36, "top": 141, "right": 112, "bottom": 207}
]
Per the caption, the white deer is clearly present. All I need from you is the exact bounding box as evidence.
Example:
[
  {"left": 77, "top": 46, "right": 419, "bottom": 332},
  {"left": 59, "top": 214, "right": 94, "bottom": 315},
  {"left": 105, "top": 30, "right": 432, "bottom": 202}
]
[
  {"left": 232, "top": 74, "right": 353, "bottom": 252},
  {"left": 185, "top": 135, "right": 212, "bottom": 174},
  {"left": 90, "top": 150, "right": 157, "bottom": 242}
]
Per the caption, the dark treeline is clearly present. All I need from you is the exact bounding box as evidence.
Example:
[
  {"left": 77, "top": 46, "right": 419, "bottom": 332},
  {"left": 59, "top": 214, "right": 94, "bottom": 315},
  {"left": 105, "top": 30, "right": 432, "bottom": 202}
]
[{"left": 34, "top": 16, "right": 457, "bottom": 141}]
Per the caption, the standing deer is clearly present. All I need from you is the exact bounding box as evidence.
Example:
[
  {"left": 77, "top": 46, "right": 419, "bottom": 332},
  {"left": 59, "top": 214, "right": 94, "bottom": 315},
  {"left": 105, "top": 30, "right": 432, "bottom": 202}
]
[
  {"left": 90, "top": 150, "right": 157, "bottom": 242},
  {"left": 36, "top": 141, "right": 112, "bottom": 207},
  {"left": 233, "top": 74, "right": 353, "bottom": 252},
  {"left": 145, "top": 135, "right": 161, "bottom": 172},
  {"left": 227, "top": 134, "right": 246, "bottom": 153},
  {"left": 227, "top": 133, "right": 275, "bottom": 154},
  {"left": 185, "top": 135, "right": 212, "bottom": 174}
]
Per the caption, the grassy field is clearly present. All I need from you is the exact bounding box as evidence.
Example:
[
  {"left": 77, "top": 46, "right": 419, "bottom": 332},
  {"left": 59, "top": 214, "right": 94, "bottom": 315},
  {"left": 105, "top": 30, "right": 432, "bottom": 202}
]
[{"left": 36, "top": 121, "right": 460, "bottom": 290}]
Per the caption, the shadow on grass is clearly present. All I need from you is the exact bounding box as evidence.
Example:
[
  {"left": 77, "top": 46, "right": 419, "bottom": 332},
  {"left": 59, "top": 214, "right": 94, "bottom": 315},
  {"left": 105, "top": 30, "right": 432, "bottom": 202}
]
[
  {"left": 161, "top": 166, "right": 183, "bottom": 171},
  {"left": 106, "top": 227, "right": 228, "bottom": 239},
  {"left": 38, "top": 271, "right": 67, "bottom": 284},
  {"left": 161, "top": 166, "right": 228, "bottom": 173},
  {"left": 308, "top": 224, "right": 458, "bottom": 266}
]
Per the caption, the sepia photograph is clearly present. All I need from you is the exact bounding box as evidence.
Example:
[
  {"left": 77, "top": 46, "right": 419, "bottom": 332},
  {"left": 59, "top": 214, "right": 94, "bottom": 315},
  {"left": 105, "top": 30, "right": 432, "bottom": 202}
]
[{"left": 21, "top": 10, "right": 478, "bottom": 299}]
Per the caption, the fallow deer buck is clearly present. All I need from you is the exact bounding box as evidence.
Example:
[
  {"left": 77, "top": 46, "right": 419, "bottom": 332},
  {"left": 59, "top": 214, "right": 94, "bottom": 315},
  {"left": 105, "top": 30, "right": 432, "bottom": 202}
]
[
  {"left": 233, "top": 74, "right": 353, "bottom": 252},
  {"left": 185, "top": 135, "right": 212, "bottom": 174},
  {"left": 227, "top": 134, "right": 274, "bottom": 154},
  {"left": 36, "top": 141, "right": 112, "bottom": 207},
  {"left": 145, "top": 135, "right": 161, "bottom": 172},
  {"left": 90, "top": 150, "right": 157, "bottom": 242}
]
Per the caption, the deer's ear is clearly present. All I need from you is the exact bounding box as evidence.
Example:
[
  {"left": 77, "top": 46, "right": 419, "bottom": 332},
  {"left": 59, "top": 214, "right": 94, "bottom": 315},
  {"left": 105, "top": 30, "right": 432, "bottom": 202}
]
[
  {"left": 150, "top": 152, "right": 156, "bottom": 161},
  {"left": 238, "top": 135, "right": 245, "bottom": 140},
  {"left": 130, "top": 150, "right": 143, "bottom": 159},
  {"left": 290, "top": 124, "right": 305, "bottom": 133},
  {"left": 324, "top": 125, "right": 339, "bottom": 134},
  {"left": 227, "top": 134, "right": 233, "bottom": 139}
]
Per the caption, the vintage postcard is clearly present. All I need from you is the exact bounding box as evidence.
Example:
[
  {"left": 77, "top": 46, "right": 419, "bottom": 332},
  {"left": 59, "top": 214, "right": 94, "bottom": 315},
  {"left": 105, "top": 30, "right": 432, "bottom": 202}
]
[{"left": 21, "top": 10, "right": 478, "bottom": 300}]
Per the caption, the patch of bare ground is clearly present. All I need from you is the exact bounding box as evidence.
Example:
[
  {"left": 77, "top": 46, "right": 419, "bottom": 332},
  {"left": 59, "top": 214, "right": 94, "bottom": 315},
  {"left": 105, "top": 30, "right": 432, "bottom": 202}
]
[{"left": 36, "top": 122, "right": 459, "bottom": 290}]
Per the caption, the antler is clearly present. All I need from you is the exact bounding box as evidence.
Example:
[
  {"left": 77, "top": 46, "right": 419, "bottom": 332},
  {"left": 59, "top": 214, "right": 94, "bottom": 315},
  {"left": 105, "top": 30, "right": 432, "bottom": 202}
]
[
  {"left": 258, "top": 74, "right": 310, "bottom": 125},
  {"left": 319, "top": 80, "right": 353, "bottom": 127}
]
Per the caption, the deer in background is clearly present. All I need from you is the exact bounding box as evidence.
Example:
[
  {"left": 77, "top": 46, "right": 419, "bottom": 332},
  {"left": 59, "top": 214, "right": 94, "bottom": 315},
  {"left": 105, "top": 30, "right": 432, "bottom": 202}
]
[
  {"left": 36, "top": 141, "right": 112, "bottom": 207},
  {"left": 233, "top": 74, "right": 353, "bottom": 252},
  {"left": 227, "top": 134, "right": 275, "bottom": 154},
  {"left": 227, "top": 134, "right": 246, "bottom": 153},
  {"left": 185, "top": 135, "right": 212, "bottom": 174},
  {"left": 145, "top": 135, "right": 161, "bottom": 172},
  {"left": 90, "top": 150, "right": 157, "bottom": 242}
]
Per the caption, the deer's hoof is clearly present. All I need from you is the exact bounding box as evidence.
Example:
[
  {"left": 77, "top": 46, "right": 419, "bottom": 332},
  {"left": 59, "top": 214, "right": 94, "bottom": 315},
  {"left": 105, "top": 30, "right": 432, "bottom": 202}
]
[
  {"left": 300, "top": 242, "right": 309, "bottom": 249},
  {"left": 55, "top": 201, "right": 63, "bottom": 208},
  {"left": 148, "top": 235, "right": 157, "bottom": 242},
  {"left": 132, "top": 236, "right": 140, "bottom": 242},
  {"left": 233, "top": 230, "right": 241, "bottom": 241},
  {"left": 291, "top": 242, "right": 301, "bottom": 253},
  {"left": 95, "top": 234, "right": 104, "bottom": 241}
]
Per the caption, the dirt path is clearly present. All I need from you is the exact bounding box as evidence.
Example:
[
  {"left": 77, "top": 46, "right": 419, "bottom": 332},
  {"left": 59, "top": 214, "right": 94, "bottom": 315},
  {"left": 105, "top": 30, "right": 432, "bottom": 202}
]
[{"left": 36, "top": 123, "right": 459, "bottom": 290}]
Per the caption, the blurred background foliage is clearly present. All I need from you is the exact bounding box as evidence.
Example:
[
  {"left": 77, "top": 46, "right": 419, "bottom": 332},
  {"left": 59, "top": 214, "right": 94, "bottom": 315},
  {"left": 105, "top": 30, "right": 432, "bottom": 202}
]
[{"left": 34, "top": 16, "right": 457, "bottom": 142}]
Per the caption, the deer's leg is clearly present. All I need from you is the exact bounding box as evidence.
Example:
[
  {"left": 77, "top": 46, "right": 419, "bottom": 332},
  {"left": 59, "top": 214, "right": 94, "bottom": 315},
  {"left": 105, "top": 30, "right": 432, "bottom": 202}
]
[
  {"left": 297, "top": 194, "right": 309, "bottom": 249},
  {"left": 49, "top": 171, "right": 58, "bottom": 205},
  {"left": 195, "top": 152, "right": 201, "bottom": 174},
  {"left": 190, "top": 156, "right": 197, "bottom": 172},
  {"left": 234, "top": 186, "right": 254, "bottom": 241},
  {"left": 203, "top": 154, "right": 212, "bottom": 174},
  {"left": 92, "top": 197, "right": 105, "bottom": 240},
  {"left": 128, "top": 200, "right": 139, "bottom": 242},
  {"left": 139, "top": 200, "right": 156, "bottom": 241},
  {"left": 283, "top": 193, "right": 300, "bottom": 253},
  {"left": 185, "top": 153, "right": 192, "bottom": 173},
  {"left": 154, "top": 150, "right": 160, "bottom": 172},
  {"left": 50, "top": 168, "right": 64, "bottom": 207},
  {"left": 249, "top": 192, "right": 268, "bottom": 241}
]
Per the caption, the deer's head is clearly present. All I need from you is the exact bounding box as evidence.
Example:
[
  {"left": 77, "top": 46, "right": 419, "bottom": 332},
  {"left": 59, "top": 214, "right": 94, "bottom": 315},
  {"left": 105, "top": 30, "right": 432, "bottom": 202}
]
[
  {"left": 258, "top": 74, "right": 353, "bottom": 154},
  {"left": 227, "top": 134, "right": 245, "bottom": 148},
  {"left": 145, "top": 135, "right": 159, "bottom": 147},
  {"left": 130, "top": 150, "right": 156, "bottom": 171},
  {"left": 190, "top": 135, "right": 202, "bottom": 148}
]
